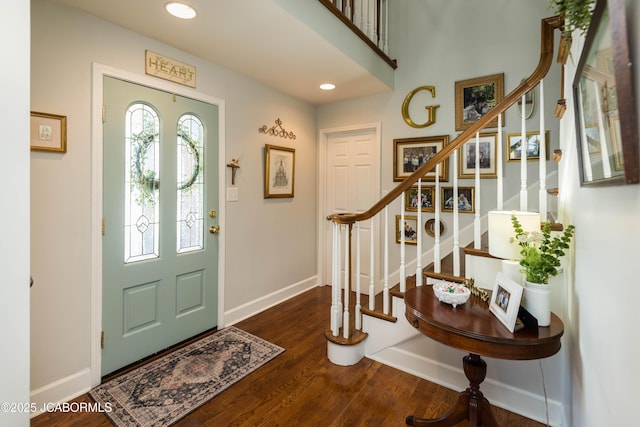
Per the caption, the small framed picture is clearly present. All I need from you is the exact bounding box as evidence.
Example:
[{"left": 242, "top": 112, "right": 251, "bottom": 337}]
[
  {"left": 264, "top": 144, "right": 295, "bottom": 198},
  {"left": 30, "top": 111, "right": 67, "bottom": 152},
  {"left": 489, "top": 272, "right": 524, "bottom": 332},
  {"left": 458, "top": 132, "right": 498, "bottom": 178},
  {"left": 441, "top": 186, "right": 475, "bottom": 213},
  {"left": 396, "top": 215, "right": 418, "bottom": 245},
  {"left": 455, "top": 73, "right": 505, "bottom": 131},
  {"left": 404, "top": 185, "right": 435, "bottom": 212},
  {"left": 506, "top": 131, "right": 550, "bottom": 161},
  {"left": 393, "top": 135, "right": 450, "bottom": 182}
]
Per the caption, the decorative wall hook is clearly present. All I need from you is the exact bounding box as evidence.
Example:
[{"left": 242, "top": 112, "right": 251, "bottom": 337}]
[
  {"left": 258, "top": 118, "right": 296, "bottom": 140},
  {"left": 226, "top": 158, "right": 240, "bottom": 185}
]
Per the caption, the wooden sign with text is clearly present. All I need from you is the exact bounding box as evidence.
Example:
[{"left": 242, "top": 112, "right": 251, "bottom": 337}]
[{"left": 145, "top": 50, "right": 196, "bottom": 88}]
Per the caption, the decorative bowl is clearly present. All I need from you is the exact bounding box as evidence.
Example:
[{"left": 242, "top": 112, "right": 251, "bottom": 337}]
[{"left": 432, "top": 281, "right": 471, "bottom": 308}]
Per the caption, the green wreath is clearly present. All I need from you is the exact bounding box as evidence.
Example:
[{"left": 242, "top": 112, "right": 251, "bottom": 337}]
[{"left": 131, "top": 127, "right": 200, "bottom": 205}]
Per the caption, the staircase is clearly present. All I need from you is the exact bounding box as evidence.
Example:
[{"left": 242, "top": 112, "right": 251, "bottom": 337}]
[{"left": 324, "top": 14, "right": 569, "bottom": 425}]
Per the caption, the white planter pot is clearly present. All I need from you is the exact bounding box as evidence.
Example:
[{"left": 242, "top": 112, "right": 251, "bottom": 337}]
[{"left": 523, "top": 280, "right": 551, "bottom": 327}]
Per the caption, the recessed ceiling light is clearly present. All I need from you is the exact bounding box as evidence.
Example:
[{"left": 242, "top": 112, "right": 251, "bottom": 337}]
[
  {"left": 165, "top": 2, "right": 197, "bottom": 19},
  {"left": 320, "top": 83, "right": 336, "bottom": 91}
]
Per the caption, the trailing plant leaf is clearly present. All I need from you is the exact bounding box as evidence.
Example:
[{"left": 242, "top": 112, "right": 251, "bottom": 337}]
[{"left": 549, "top": 0, "right": 596, "bottom": 41}]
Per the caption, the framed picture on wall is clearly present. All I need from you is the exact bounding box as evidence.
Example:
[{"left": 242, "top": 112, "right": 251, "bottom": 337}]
[
  {"left": 455, "top": 73, "right": 505, "bottom": 131},
  {"left": 404, "top": 185, "right": 435, "bottom": 212},
  {"left": 441, "top": 186, "right": 475, "bottom": 213},
  {"left": 264, "top": 144, "right": 295, "bottom": 198},
  {"left": 393, "top": 135, "right": 449, "bottom": 182},
  {"left": 458, "top": 132, "right": 498, "bottom": 178},
  {"left": 30, "top": 111, "right": 67, "bottom": 153},
  {"left": 506, "top": 131, "right": 550, "bottom": 161},
  {"left": 396, "top": 215, "right": 418, "bottom": 245}
]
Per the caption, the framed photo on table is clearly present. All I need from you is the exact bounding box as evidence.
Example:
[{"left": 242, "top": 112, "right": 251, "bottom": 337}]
[
  {"left": 393, "top": 135, "right": 449, "bottom": 182},
  {"left": 458, "top": 132, "right": 497, "bottom": 178},
  {"left": 264, "top": 144, "right": 295, "bottom": 198},
  {"left": 455, "top": 73, "right": 504, "bottom": 131},
  {"left": 489, "top": 272, "right": 524, "bottom": 332},
  {"left": 30, "top": 111, "right": 67, "bottom": 152}
]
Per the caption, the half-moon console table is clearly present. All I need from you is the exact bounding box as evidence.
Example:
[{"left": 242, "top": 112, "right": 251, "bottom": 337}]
[{"left": 404, "top": 285, "right": 564, "bottom": 427}]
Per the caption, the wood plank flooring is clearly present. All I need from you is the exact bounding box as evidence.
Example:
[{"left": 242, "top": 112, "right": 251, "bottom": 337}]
[{"left": 31, "top": 285, "right": 545, "bottom": 426}]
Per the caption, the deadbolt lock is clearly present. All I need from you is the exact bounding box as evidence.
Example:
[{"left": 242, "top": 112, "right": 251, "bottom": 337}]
[{"left": 209, "top": 210, "right": 217, "bottom": 218}]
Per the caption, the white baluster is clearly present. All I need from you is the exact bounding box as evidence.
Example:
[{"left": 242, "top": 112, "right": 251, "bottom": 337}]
[
  {"left": 593, "top": 79, "right": 612, "bottom": 178},
  {"left": 416, "top": 179, "right": 423, "bottom": 286},
  {"left": 539, "top": 79, "right": 547, "bottom": 220},
  {"left": 453, "top": 150, "right": 460, "bottom": 277},
  {"left": 577, "top": 90, "right": 594, "bottom": 181},
  {"left": 382, "top": 0, "right": 389, "bottom": 53},
  {"left": 368, "top": 217, "right": 375, "bottom": 310},
  {"left": 520, "top": 93, "right": 528, "bottom": 211},
  {"left": 399, "top": 192, "right": 406, "bottom": 292},
  {"left": 497, "top": 114, "right": 504, "bottom": 210},
  {"left": 383, "top": 205, "right": 390, "bottom": 315},
  {"left": 474, "top": 133, "right": 481, "bottom": 249},
  {"left": 433, "top": 164, "right": 441, "bottom": 276},
  {"left": 343, "top": 224, "right": 350, "bottom": 339},
  {"left": 355, "top": 222, "right": 362, "bottom": 330},
  {"left": 331, "top": 223, "right": 340, "bottom": 336}
]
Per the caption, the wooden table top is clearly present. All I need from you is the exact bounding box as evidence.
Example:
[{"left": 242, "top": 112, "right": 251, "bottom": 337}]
[{"left": 404, "top": 285, "right": 564, "bottom": 360}]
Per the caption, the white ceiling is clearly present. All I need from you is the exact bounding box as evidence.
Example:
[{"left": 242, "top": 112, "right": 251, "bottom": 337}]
[{"left": 52, "top": 0, "right": 394, "bottom": 104}]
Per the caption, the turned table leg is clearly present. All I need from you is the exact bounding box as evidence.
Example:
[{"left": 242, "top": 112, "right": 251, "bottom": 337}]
[{"left": 406, "top": 353, "right": 499, "bottom": 427}]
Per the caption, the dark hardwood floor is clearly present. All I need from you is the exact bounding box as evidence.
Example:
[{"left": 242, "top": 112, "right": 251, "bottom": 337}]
[{"left": 31, "top": 285, "right": 544, "bottom": 426}]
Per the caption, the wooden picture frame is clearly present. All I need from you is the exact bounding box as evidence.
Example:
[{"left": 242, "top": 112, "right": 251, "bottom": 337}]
[
  {"left": 404, "top": 185, "right": 435, "bottom": 212},
  {"left": 489, "top": 272, "right": 524, "bottom": 333},
  {"left": 573, "top": 0, "right": 639, "bottom": 185},
  {"left": 393, "top": 135, "right": 449, "bottom": 182},
  {"left": 455, "top": 73, "right": 504, "bottom": 131},
  {"left": 396, "top": 215, "right": 418, "bottom": 245},
  {"left": 441, "top": 186, "right": 475, "bottom": 213},
  {"left": 458, "top": 132, "right": 498, "bottom": 178},
  {"left": 264, "top": 144, "right": 295, "bottom": 198},
  {"left": 30, "top": 111, "right": 67, "bottom": 152},
  {"left": 506, "top": 131, "right": 550, "bottom": 161}
]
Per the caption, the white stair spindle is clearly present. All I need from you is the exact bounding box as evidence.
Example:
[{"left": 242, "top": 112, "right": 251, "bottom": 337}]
[
  {"left": 453, "top": 150, "right": 460, "bottom": 277},
  {"left": 474, "top": 133, "right": 481, "bottom": 249},
  {"left": 520, "top": 93, "right": 528, "bottom": 211},
  {"left": 416, "top": 179, "right": 423, "bottom": 287},
  {"left": 399, "top": 193, "right": 406, "bottom": 292},
  {"left": 497, "top": 115, "right": 504, "bottom": 210},
  {"left": 355, "top": 222, "right": 362, "bottom": 330},
  {"left": 539, "top": 79, "right": 547, "bottom": 220},
  {"left": 343, "top": 224, "right": 350, "bottom": 339},
  {"left": 434, "top": 164, "right": 441, "bottom": 276},
  {"left": 383, "top": 206, "right": 390, "bottom": 315},
  {"left": 593, "top": 80, "right": 612, "bottom": 178},
  {"left": 369, "top": 217, "right": 375, "bottom": 310},
  {"left": 331, "top": 223, "right": 340, "bottom": 336}
]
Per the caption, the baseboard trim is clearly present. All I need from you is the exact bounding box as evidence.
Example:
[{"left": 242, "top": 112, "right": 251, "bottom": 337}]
[
  {"left": 29, "top": 368, "right": 92, "bottom": 418},
  {"left": 224, "top": 275, "right": 318, "bottom": 326},
  {"left": 368, "top": 346, "right": 564, "bottom": 426}
]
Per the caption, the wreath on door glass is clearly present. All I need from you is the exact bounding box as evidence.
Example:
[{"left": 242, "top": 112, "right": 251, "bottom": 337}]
[{"left": 131, "top": 128, "right": 200, "bottom": 205}]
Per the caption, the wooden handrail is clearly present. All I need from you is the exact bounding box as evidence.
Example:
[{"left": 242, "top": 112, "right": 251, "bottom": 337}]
[{"left": 329, "top": 15, "right": 563, "bottom": 225}]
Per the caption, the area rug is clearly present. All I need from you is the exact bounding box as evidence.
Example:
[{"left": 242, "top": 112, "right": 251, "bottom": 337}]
[{"left": 89, "top": 326, "right": 284, "bottom": 427}]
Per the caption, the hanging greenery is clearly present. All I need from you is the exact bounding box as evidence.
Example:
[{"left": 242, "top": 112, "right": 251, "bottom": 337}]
[
  {"left": 549, "top": 0, "right": 596, "bottom": 40},
  {"left": 131, "top": 126, "right": 200, "bottom": 205}
]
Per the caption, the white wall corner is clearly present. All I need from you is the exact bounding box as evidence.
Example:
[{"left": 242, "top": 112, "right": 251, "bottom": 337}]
[{"left": 29, "top": 368, "right": 93, "bottom": 419}]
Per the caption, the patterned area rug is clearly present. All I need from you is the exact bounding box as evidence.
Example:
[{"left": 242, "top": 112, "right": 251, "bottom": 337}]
[{"left": 89, "top": 327, "right": 284, "bottom": 427}]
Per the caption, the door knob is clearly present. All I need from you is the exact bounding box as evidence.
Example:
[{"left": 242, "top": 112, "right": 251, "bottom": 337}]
[{"left": 209, "top": 225, "right": 220, "bottom": 234}]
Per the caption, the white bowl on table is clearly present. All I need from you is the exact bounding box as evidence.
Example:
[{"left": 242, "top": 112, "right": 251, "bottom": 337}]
[{"left": 432, "top": 281, "right": 471, "bottom": 308}]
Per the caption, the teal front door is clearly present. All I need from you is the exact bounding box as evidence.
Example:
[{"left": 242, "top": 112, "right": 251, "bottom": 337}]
[{"left": 102, "top": 76, "right": 219, "bottom": 376}]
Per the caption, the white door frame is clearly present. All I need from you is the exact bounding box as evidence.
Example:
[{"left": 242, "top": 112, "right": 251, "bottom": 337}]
[
  {"left": 317, "top": 123, "right": 381, "bottom": 287},
  {"left": 90, "top": 63, "right": 226, "bottom": 386}
]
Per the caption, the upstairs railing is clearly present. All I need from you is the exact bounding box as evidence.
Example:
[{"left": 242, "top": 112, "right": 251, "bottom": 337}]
[
  {"left": 326, "top": 15, "right": 565, "bottom": 344},
  {"left": 319, "top": 0, "right": 397, "bottom": 69}
]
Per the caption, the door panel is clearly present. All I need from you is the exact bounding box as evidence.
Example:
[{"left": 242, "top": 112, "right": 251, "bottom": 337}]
[
  {"left": 102, "top": 77, "right": 218, "bottom": 375},
  {"left": 325, "top": 130, "right": 378, "bottom": 294}
]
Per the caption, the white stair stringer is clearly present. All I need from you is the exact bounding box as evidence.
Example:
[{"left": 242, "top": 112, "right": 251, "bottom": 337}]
[{"left": 362, "top": 296, "right": 420, "bottom": 356}]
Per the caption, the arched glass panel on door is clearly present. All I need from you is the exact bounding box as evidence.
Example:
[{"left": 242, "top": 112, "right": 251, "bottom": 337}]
[
  {"left": 124, "top": 103, "right": 160, "bottom": 263},
  {"left": 176, "top": 114, "right": 204, "bottom": 253}
]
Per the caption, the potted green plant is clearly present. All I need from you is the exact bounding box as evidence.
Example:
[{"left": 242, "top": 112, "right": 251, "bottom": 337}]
[
  {"left": 549, "top": 0, "right": 595, "bottom": 41},
  {"left": 511, "top": 215, "right": 575, "bottom": 326}
]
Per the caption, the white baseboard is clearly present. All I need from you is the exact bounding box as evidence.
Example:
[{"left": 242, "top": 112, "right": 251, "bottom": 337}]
[
  {"left": 29, "top": 368, "right": 92, "bottom": 418},
  {"left": 223, "top": 275, "right": 319, "bottom": 326},
  {"left": 368, "top": 346, "right": 564, "bottom": 426}
]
